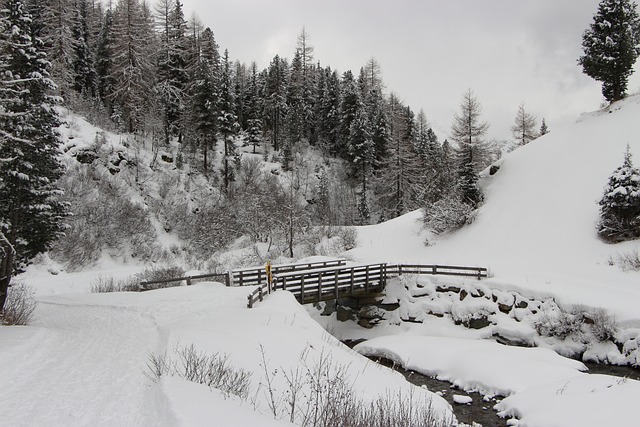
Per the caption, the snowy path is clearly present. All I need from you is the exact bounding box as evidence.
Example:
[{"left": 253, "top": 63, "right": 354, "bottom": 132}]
[{"left": 0, "top": 299, "right": 172, "bottom": 427}]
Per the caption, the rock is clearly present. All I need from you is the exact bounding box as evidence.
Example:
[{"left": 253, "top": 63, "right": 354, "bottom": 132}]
[
  {"left": 161, "top": 154, "right": 174, "bottom": 163},
  {"left": 460, "top": 289, "right": 468, "bottom": 301},
  {"left": 467, "top": 316, "right": 491, "bottom": 329},
  {"left": 453, "top": 395, "right": 473, "bottom": 405},
  {"left": 336, "top": 306, "right": 355, "bottom": 322},
  {"left": 74, "top": 150, "right": 98, "bottom": 164},
  {"left": 498, "top": 303, "right": 512, "bottom": 314},
  {"left": 489, "top": 165, "right": 500, "bottom": 175},
  {"left": 516, "top": 300, "right": 528, "bottom": 309}
]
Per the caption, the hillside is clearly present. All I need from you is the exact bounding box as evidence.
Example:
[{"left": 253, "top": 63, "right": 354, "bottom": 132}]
[{"left": 350, "top": 95, "right": 640, "bottom": 324}]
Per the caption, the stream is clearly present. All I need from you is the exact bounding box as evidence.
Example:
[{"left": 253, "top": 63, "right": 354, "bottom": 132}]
[{"left": 346, "top": 340, "right": 640, "bottom": 427}]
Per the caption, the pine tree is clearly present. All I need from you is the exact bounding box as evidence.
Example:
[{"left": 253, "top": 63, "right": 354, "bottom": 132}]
[
  {"left": 511, "top": 103, "right": 538, "bottom": 146},
  {"left": 597, "top": 145, "right": 640, "bottom": 241},
  {"left": 219, "top": 49, "right": 239, "bottom": 190},
  {"left": 348, "top": 104, "right": 375, "bottom": 224},
  {"left": 265, "top": 55, "right": 288, "bottom": 152},
  {"left": 109, "top": 0, "right": 157, "bottom": 132},
  {"left": 0, "top": 0, "right": 69, "bottom": 311},
  {"left": 28, "top": 0, "right": 75, "bottom": 94},
  {"left": 338, "top": 70, "right": 359, "bottom": 159},
  {"left": 450, "top": 89, "right": 489, "bottom": 208},
  {"left": 188, "top": 26, "right": 220, "bottom": 174},
  {"left": 578, "top": 0, "right": 640, "bottom": 103},
  {"left": 540, "top": 118, "right": 549, "bottom": 136},
  {"left": 375, "top": 95, "right": 423, "bottom": 219},
  {"left": 95, "top": 7, "right": 114, "bottom": 107},
  {"left": 70, "top": 0, "right": 97, "bottom": 97},
  {"left": 244, "top": 61, "right": 263, "bottom": 154},
  {"left": 154, "top": 0, "right": 189, "bottom": 144}
]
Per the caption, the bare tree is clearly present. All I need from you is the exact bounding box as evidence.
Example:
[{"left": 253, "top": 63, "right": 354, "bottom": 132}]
[{"left": 511, "top": 102, "right": 538, "bottom": 146}]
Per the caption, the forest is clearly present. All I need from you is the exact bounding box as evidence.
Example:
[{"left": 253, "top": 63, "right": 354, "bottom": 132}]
[{"left": 0, "top": 0, "right": 548, "bottom": 285}]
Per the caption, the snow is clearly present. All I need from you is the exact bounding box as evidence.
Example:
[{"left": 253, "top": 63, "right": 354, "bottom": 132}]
[
  {"left": 354, "top": 335, "right": 587, "bottom": 397},
  {"left": 5, "top": 96, "right": 640, "bottom": 426},
  {"left": 495, "top": 374, "right": 640, "bottom": 427},
  {"left": 0, "top": 280, "right": 454, "bottom": 426},
  {"left": 348, "top": 96, "right": 640, "bottom": 325},
  {"left": 452, "top": 395, "right": 472, "bottom": 405}
]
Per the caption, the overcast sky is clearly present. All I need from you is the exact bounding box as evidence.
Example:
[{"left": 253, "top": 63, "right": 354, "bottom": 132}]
[{"left": 179, "top": 0, "right": 640, "bottom": 142}]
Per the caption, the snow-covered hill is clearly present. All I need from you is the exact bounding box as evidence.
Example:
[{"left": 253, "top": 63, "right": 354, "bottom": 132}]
[{"left": 350, "top": 96, "right": 640, "bottom": 324}]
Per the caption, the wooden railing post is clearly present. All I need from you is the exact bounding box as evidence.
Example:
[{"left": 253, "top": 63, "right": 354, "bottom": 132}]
[
  {"left": 317, "top": 273, "right": 322, "bottom": 302},
  {"left": 334, "top": 270, "right": 339, "bottom": 299},
  {"left": 225, "top": 273, "right": 230, "bottom": 287},
  {"left": 186, "top": 276, "right": 192, "bottom": 286},
  {"left": 365, "top": 265, "right": 370, "bottom": 293},
  {"left": 350, "top": 268, "right": 355, "bottom": 295},
  {"left": 300, "top": 275, "right": 305, "bottom": 303}
]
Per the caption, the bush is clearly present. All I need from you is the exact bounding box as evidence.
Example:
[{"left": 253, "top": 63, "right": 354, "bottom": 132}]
[
  {"left": 423, "top": 197, "right": 476, "bottom": 235},
  {"left": 608, "top": 249, "right": 640, "bottom": 272},
  {"left": 534, "top": 306, "right": 584, "bottom": 339},
  {"left": 91, "top": 276, "right": 139, "bottom": 293},
  {"left": 92, "top": 266, "right": 186, "bottom": 293},
  {"left": 257, "top": 346, "right": 451, "bottom": 427},
  {"left": 1, "top": 282, "right": 37, "bottom": 325},
  {"left": 146, "top": 344, "right": 252, "bottom": 399},
  {"left": 51, "top": 164, "right": 159, "bottom": 269}
]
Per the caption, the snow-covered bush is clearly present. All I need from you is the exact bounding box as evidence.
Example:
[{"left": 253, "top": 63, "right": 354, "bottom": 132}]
[
  {"left": 587, "top": 308, "right": 618, "bottom": 342},
  {"left": 609, "top": 249, "right": 640, "bottom": 271},
  {"left": 423, "top": 196, "right": 476, "bottom": 235},
  {"left": 52, "top": 165, "right": 159, "bottom": 269},
  {"left": 1, "top": 282, "right": 37, "bottom": 325},
  {"left": 91, "top": 276, "right": 138, "bottom": 293},
  {"left": 534, "top": 306, "right": 584, "bottom": 340},
  {"left": 597, "top": 146, "right": 640, "bottom": 242}
]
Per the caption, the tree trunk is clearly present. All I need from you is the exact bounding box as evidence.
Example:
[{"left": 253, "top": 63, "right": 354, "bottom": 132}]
[{"left": 0, "top": 236, "right": 15, "bottom": 313}]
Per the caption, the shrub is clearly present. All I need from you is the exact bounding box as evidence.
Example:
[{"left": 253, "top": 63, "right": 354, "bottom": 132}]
[
  {"left": 534, "top": 306, "right": 584, "bottom": 339},
  {"left": 423, "top": 197, "right": 476, "bottom": 235},
  {"left": 91, "top": 276, "right": 139, "bottom": 293},
  {"left": 51, "top": 164, "right": 159, "bottom": 269},
  {"left": 587, "top": 308, "right": 618, "bottom": 342},
  {"left": 608, "top": 249, "right": 640, "bottom": 272},
  {"left": 146, "top": 344, "right": 252, "bottom": 399},
  {"left": 1, "top": 282, "right": 37, "bottom": 325}
]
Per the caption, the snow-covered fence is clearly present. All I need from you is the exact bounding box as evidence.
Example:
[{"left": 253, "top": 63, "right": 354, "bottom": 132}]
[
  {"left": 139, "top": 272, "right": 230, "bottom": 290},
  {"left": 232, "top": 259, "right": 346, "bottom": 287},
  {"left": 247, "top": 263, "right": 387, "bottom": 308}
]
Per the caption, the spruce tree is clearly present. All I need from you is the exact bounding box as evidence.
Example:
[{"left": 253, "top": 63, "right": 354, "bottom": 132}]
[
  {"left": 188, "top": 27, "right": 220, "bottom": 174},
  {"left": 597, "top": 146, "right": 640, "bottom": 242},
  {"left": 578, "top": 0, "right": 640, "bottom": 103},
  {"left": 219, "top": 49, "right": 239, "bottom": 190},
  {"left": 540, "top": 118, "right": 549, "bottom": 136},
  {"left": 0, "top": 0, "right": 69, "bottom": 311}
]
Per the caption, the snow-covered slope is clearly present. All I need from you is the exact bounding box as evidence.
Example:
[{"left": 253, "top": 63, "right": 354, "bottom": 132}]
[{"left": 350, "top": 96, "right": 640, "bottom": 324}]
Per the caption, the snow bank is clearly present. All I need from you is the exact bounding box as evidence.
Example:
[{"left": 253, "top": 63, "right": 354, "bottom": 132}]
[
  {"left": 495, "top": 374, "right": 640, "bottom": 427},
  {"left": 353, "top": 335, "right": 586, "bottom": 397}
]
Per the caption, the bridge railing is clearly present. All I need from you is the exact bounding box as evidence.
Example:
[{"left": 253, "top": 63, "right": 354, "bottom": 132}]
[
  {"left": 139, "top": 272, "right": 230, "bottom": 291},
  {"left": 247, "top": 263, "right": 386, "bottom": 308},
  {"left": 387, "top": 264, "right": 488, "bottom": 280},
  {"left": 232, "top": 259, "right": 346, "bottom": 287},
  {"left": 247, "top": 262, "right": 488, "bottom": 308}
]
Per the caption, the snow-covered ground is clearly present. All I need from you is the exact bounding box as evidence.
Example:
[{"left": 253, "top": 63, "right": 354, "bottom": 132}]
[
  {"left": 0, "top": 275, "right": 454, "bottom": 426},
  {"left": 3, "top": 97, "right": 640, "bottom": 426}
]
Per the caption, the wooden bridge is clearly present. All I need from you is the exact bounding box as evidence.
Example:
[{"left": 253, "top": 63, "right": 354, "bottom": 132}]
[
  {"left": 246, "top": 261, "right": 488, "bottom": 308},
  {"left": 138, "top": 259, "right": 488, "bottom": 309}
]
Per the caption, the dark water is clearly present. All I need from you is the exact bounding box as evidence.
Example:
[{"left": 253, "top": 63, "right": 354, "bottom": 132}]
[
  {"left": 371, "top": 356, "right": 509, "bottom": 427},
  {"left": 346, "top": 340, "right": 640, "bottom": 427}
]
